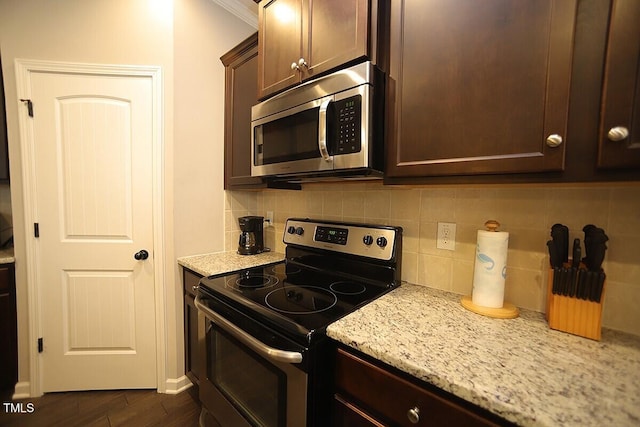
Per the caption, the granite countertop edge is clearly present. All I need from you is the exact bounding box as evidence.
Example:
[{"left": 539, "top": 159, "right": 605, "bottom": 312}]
[
  {"left": 0, "top": 248, "right": 15, "bottom": 264},
  {"left": 177, "top": 250, "right": 285, "bottom": 277},
  {"left": 326, "top": 283, "right": 640, "bottom": 427}
]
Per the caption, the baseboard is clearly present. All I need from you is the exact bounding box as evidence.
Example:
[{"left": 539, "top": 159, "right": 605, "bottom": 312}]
[
  {"left": 164, "top": 376, "right": 194, "bottom": 395},
  {"left": 12, "top": 382, "right": 31, "bottom": 399}
]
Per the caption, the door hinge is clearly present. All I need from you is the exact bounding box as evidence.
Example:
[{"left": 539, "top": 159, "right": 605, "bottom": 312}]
[
  {"left": 20, "top": 99, "right": 34, "bottom": 117},
  {"left": 38, "top": 338, "right": 43, "bottom": 353},
  {"left": 34, "top": 223, "right": 39, "bottom": 238}
]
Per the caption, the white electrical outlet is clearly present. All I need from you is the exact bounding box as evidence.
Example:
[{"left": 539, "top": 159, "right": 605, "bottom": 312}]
[
  {"left": 437, "top": 222, "right": 456, "bottom": 251},
  {"left": 265, "top": 211, "right": 274, "bottom": 225}
]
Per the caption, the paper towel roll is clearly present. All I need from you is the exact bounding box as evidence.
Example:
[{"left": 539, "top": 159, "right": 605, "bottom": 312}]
[{"left": 472, "top": 229, "right": 509, "bottom": 308}]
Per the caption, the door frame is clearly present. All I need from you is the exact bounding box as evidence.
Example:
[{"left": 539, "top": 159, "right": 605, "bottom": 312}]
[{"left": 14, "top": 59, "right": 166, "bottom": 397}]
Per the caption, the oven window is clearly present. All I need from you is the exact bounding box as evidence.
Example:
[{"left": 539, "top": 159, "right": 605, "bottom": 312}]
[
  {"left": 259, "top": 108, "right": 320, "bottom": 164},
  {"left": 208, "top": 325, "right": 287, "bottom": 427}
]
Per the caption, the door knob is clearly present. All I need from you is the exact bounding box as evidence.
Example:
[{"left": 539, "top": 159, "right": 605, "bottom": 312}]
[
  {"left": 607, "top": 126, "right": 629, "bottom": 141},
  {"left": 134, "top": 250, "right": 149, "bottom": 260}
]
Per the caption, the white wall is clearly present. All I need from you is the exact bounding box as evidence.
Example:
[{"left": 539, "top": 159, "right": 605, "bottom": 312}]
[
  {"left": 172, "top": 0, "right": 255, "bottom": 381},
  {"left": 0, "top": 0, "right": 254, "bottom": 394}
]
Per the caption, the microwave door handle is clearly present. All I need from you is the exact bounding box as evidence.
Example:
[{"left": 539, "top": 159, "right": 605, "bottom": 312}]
[
  {"left": 194, "top": 295, "right": 303, "bottom": 364},
  {"left": 318, "top": 98, "right": 332, "bottom": 161}
]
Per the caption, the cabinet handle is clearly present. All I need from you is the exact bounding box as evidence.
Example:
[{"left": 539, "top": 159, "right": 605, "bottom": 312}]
[
  {"left": 291, "top": 61, "right": 300, "bottom": 71},
  {"left": 407, "top": 406, "right": 420, "bottom": 424},
  {"left": 607, "top": 126, "right": 629, "bottom": 142},
  {"left": 318, "top": 97, "right": 333, "bottom": 161},
  {"left": 546, "top": 134, "right": 563, "bottom": 147}
]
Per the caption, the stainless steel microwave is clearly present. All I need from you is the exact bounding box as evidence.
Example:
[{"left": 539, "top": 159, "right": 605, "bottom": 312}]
[{"left": 251, "top": 61, "right": 385, "bottom": 181}]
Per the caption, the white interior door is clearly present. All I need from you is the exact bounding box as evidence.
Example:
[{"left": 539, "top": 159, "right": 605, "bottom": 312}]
[{"left": 28, "top": 69, "right": 157, "bottom": 392}]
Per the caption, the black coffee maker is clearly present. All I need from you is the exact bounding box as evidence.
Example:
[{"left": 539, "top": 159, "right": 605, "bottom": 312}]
[{"left": 237, "top": 216, "right": 264, "bottom": 255}]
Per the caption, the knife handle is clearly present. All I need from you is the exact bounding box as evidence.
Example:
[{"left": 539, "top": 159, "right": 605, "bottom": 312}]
[
  {"left": 577, "top": 270, "right": 588, "bottom": 300},
  {"left": 571, "top": 239, "right": 581, "bottom": 269},
  {"left": 568, "top": 267, "right": 577, "bottom": 298},
  {"left": 552, "top": 267, "right": 560, "bottom": 295},
  {"left": 595, "top": 272, "right": 606, "bottom": 303},
  {"left": 561, "top": 267, "right": 569, "bottom": 296}
]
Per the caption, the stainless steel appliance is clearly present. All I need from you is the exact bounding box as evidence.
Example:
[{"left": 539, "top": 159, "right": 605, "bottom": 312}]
[
  {"left": 251, "top": 61, "right": 385, "bottom": 181},
  {"left": 195, "top": 218, "right": 402, "bottom": 427},
  {"left": 238, "top": 216, "right": 265, "bottom": 255}
]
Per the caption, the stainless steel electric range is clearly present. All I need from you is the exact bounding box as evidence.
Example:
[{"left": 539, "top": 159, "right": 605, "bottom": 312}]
[{"left": 195, "top": 218, "right": 402, "bottom": 427}]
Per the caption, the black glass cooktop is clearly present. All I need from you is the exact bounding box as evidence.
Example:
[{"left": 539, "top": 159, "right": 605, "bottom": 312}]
[{"left": 198, "top": 259, "right": 394, "bottom": 345}]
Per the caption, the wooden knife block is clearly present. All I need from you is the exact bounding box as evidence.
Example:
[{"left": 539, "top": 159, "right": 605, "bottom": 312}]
[{"left": 546, "top": 265, "right": 605, "bottom": 341}]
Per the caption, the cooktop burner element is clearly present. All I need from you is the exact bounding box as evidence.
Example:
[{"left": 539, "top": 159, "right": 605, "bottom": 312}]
[
  {"left": 330, "top": 281, "right": 367, "bottom": 295},
  {"left": 270, "top": 263, "right": 301, "bottom": 276},
  {"left": 198, "top": 218, "right": 402, "bottom": 346},
  {"left": 226, "top": 273, "right": 279, "bottom": 290},
  {"left": 265, "top": 286, "right": 338, "bottom": 315}
]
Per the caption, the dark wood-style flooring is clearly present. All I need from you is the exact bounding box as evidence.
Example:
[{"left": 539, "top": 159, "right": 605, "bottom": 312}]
[{"left": 0, "top": 387, "right": 201, "bottom": 427}]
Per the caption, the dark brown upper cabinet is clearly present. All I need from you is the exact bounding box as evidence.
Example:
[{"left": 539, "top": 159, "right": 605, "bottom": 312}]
[
  {"left": 221, "top": 33, "right": 265, "bottom": 190},
  {"left": 257, "top": 0, "right": 381, "bottom": 100},
  {"left": 385, "top": 0, "right": 578, "bottom": 178},
  {"left": 597, "top": 0, "right": 640, "bottom": 169}
]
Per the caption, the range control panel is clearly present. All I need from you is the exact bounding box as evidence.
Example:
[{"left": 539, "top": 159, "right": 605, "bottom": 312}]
[{"left": 283, "top": 218, "right": 401, "bottom": 261}]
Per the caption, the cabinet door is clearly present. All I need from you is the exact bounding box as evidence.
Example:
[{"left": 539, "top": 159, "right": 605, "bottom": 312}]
[
  {"left": 183, "top": 270, "right": 204, "bottom": 387},
  {"left": 222, "top": 33, "right": 265, "bottom": 189},
  {"left": 258, "top": 0, "right": 303, "bottom": 99},
  {"left": 303, "top": 0, "right": 369, "bottom": 80},
  {"left": 597, "top": 0, "right": 640, "bottom": 168},
  {"left": 386, "top": 0, "right": 577, "bottom": 178},
  {"left": 334, "top": 348, "right": 501, "bottom": 427},
  {"left": 0, "top": 264, "right": 17, "bottom": 389}
]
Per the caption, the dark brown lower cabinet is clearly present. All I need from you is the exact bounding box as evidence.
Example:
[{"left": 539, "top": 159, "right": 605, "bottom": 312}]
[
  {"left": 0, "top": 263, "right": 17, "bottom": 390},
  {"left": 334, "top": 347, "right": 510, "bottom": 427},
  {"left": 183, "top": 269, "right": 205, "bottom": 390}
]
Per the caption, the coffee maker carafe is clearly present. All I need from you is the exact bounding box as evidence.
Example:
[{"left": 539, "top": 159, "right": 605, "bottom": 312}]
[{"left": 238, "top": 216, "right": 264, "bottom": 255}]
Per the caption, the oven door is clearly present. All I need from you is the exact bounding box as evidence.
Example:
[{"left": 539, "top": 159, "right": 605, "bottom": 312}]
[{"left": 195, "top": 294, "right": 308, "bottom": 427}]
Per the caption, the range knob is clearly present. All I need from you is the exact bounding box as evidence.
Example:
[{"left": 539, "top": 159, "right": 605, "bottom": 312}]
[
  {"left": 376, "top": 236, "right": 388, "bottom": 248},
  {"left": 295, "top": 227, "right": 304, "bottom": 236},
  {"left": 363, "top": 235, "right": 374, "bottom": 246},
  {"left": 287, "top": 226, "right": 296, "bottom": 234}
]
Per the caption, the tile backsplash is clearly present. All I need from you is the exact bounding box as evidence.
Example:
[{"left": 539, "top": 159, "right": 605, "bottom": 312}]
[{"left": 225, "top": 182, "right": 640, "bottom": 336}]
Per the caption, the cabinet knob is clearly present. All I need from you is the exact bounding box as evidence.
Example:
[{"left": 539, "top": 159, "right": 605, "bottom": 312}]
[
  {"left": 407, "top": 406, "right": 420, "bottom": 424},
  {"left": 291, "top": 58, "right": 308, "bottom": 72},
  {"left": 546, "top": 134, "right": 563, "bottom": 147},
  {"left": 607, "top": 126, "right": 629, "bottom": 142}
]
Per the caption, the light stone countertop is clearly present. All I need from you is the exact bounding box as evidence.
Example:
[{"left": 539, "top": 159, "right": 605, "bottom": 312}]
[
  {"left": 177, "top": 250, "right": 285, "bottom": 277},
  {"left": 326, "top": 283, "right": 640, "bottom": 427},
  {"left": 0, "top": 248, "right": 15, "bottom": 264}
]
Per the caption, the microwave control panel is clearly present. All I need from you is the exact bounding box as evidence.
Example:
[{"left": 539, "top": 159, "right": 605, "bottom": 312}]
[{"left": 335, "top": 95, "right": 362, "bottom": 155}]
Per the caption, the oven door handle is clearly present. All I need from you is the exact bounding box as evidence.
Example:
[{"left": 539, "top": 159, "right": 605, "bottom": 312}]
[
  {"left": 195, "top": 295, "right": 303, "bottom": 364},
  {"left": 318, "top": 97, "right": 333, "bottom": 162}
]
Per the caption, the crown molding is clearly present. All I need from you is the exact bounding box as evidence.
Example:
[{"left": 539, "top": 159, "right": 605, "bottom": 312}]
[{"left": 211, "top": 0, "right": 258, "bottom": 29}]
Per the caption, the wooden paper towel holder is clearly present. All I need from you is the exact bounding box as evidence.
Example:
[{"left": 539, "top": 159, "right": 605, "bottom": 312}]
[
  {"left": 461, "top": 220, "right": 519, "bottom": 319},
  {"left": 461, "top": 296, "right": 519, "bottom": 319}
]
